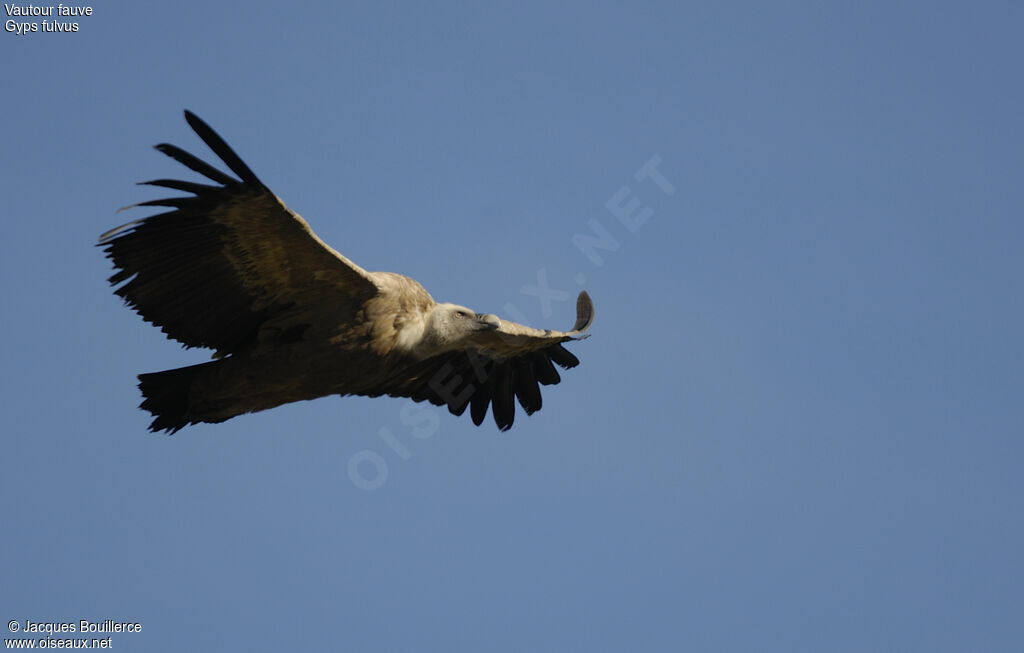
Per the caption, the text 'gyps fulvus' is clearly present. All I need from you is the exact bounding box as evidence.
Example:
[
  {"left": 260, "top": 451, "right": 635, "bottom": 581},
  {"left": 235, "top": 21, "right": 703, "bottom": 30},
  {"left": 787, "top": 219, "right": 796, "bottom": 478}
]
[{"left": 100, "top": 111, "right": 594, "bottom": 433}]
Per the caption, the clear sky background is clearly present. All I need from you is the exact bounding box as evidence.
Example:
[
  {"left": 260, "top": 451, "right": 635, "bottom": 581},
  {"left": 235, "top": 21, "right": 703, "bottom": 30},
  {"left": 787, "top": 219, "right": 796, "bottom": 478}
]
[{"left": 2, "top": 2, "right": 1022, "bottom": 651}]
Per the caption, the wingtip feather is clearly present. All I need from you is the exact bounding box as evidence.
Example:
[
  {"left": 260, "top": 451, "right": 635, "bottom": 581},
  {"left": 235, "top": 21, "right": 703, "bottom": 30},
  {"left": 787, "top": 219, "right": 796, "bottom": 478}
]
[
  {"left": 181, "top": 110, "right": 262, "bottom": 186},
  {"left": 572, "top": 291, "right": 595, "bottom": 333}
]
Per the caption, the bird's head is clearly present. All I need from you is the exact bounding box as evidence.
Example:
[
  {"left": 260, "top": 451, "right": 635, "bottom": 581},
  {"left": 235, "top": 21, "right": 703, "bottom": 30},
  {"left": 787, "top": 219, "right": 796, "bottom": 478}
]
[{"left": 416, "top": 302, "right": 500, "bottom": 355}]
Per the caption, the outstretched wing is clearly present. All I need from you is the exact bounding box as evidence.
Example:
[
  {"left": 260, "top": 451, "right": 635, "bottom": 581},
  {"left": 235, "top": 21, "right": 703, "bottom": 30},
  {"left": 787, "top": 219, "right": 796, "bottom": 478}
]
[
  {"left": 99, "top": 110, "right": 379, "bottom": 357},
  {"left": 376, "top": 292, "right": 594, "bottom": 431}
]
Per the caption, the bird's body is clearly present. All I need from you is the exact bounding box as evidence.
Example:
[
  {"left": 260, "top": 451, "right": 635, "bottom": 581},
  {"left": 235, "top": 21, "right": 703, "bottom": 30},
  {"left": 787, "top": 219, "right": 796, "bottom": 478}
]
[{"left": 100, "top": 111, "right": 593, "bottom": 433}]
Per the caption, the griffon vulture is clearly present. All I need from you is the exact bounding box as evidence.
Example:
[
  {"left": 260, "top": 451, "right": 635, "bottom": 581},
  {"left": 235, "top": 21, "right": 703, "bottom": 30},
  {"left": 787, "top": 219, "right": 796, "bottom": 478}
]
[{"left": 100, "top": 111, "right": 594, "bottom": 433}]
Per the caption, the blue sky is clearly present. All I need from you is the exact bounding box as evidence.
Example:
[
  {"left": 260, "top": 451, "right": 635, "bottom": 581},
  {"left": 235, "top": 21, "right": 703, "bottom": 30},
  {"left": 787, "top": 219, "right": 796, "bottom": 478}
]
[{"left": 3, "top": 1, "right": 1022, "bottom": 651}]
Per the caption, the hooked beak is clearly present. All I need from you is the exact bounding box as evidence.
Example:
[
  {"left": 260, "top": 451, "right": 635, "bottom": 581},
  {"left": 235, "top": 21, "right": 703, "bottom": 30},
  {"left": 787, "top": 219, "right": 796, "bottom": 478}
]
[{"left": 475, "top": 313, "right": 501, "bottom": 330}]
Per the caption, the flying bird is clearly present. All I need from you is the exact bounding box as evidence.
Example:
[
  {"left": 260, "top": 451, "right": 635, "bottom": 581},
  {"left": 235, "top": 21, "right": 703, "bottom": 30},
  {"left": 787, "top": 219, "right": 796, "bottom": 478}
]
[{"left": 99, "top": 111, "right": 594, "bottom": 433}]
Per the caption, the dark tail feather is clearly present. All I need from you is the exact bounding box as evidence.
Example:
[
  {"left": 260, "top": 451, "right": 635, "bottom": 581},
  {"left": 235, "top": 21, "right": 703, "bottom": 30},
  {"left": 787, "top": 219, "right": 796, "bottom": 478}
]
[{"left": 138, "top": 361, "right": 218, "bottom": 434}]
